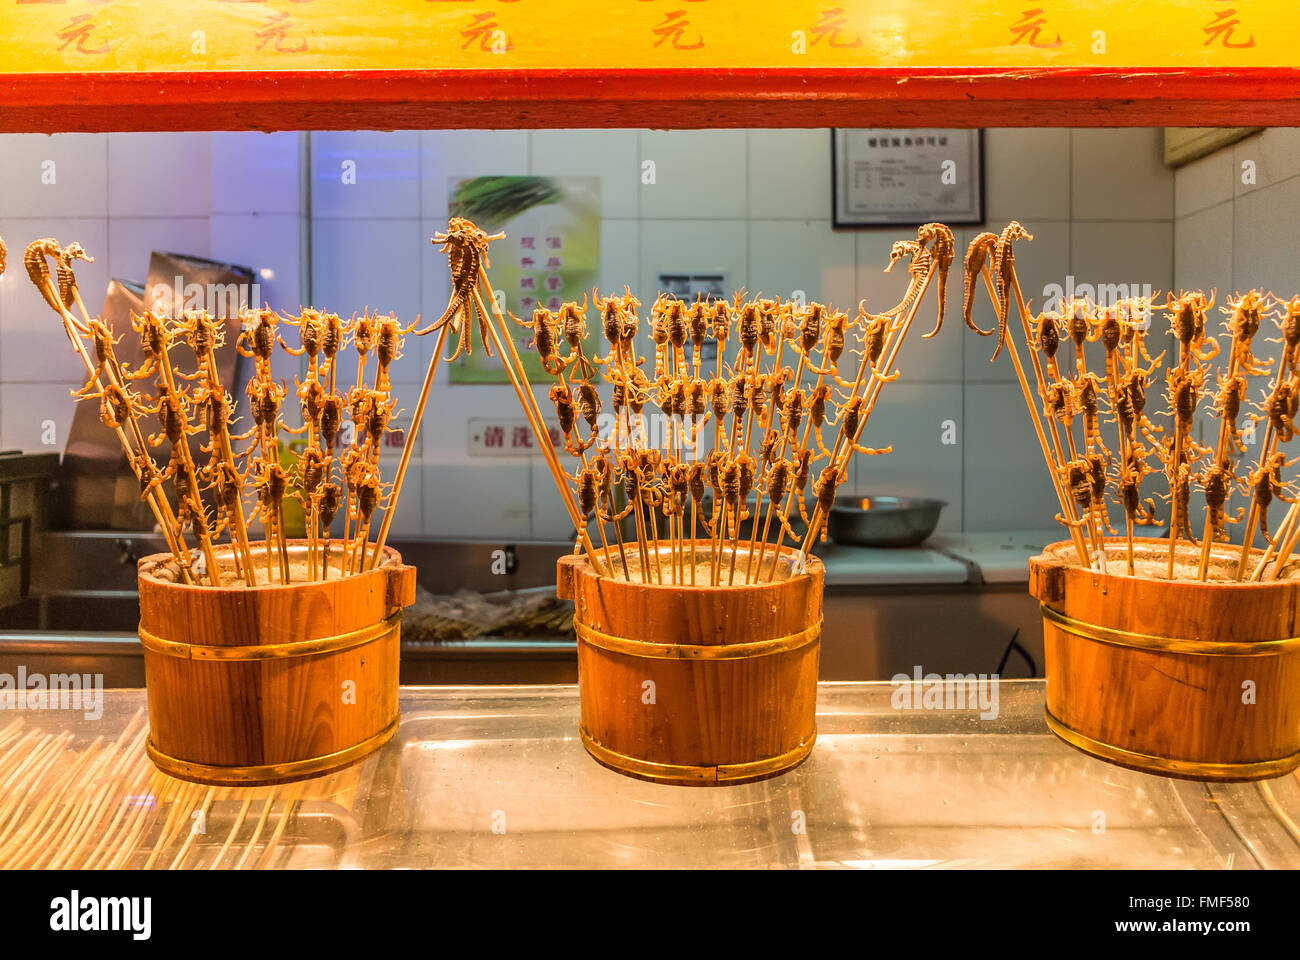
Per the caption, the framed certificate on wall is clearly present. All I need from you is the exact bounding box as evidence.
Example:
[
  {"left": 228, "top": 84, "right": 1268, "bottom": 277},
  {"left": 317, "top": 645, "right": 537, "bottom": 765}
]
[{"left": 832, "top": 129, "right": 984, "bottom": 228}]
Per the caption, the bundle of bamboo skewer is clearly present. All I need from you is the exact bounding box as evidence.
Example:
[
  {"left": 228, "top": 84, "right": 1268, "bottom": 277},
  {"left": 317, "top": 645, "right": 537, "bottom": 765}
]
[
  {"left": 968, "top": 223, "right": 1300, "bottom": 582},
  {"left": 424, "top": 217, "right": 954, "bottom": 586},
  {"left": 23, "top": 238, "right": 425, "bottom": 587},
  {"left": 0, "top": 711, "right": 362, "bottom": 869}
]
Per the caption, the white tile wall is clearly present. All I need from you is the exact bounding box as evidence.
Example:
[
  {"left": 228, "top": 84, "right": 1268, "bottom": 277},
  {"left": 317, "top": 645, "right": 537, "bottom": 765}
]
[
  {"left": 638, "top": 129, "right": 748, "bottom": 219},
  {"left": 638, "top": 219, "right": 748, "bottom": 299},
  {"left": 0, "top": 134, "right": 108, "bottom": 219},
  {"left": 747, "top": 130, "right": 832, "bottom": 220},
  {"left": 1233, "top": 128, "right": 1300, "bottom": 198},
  {"left": 107, "top": 216, "right": 211, "bottom": 278},
  {"left": 749, "top": 220, "right": 855, "bottom": 310},
  {"left": 107, "top": 133, "right": 211, "bottom": 218},
  {"left": 1070, "top": 128, "right": 1174, "bottom": 221},
  {"left": 1175, "top": 148, "right": 1233, "bottom": 219},
  {"left": 0, "top": 381, "right": 79, "bottom": 454},
  {"left": 0, "top": 127, "right": 1189, "bottom": 545},
  {"left": 963, "top": 383, "right": 1062, "bottom": 531},
  {"left": 310, "top": 131, "right": 421, "bottom": 219},
  {"left": 211, "top": 132, "right": 303, "bottom": 216},
  {"left": 1232, "top": 178, "right": 1300, "bottom": 293},
  {"left": 983, "top": 129, "right": 1070, "bottom": 222},
  {"left": 854, "top": 383, "right": 964, "bottom": 532},
  {"left": 1174, "top": 202, "right": 1232, "bottom": 295}
]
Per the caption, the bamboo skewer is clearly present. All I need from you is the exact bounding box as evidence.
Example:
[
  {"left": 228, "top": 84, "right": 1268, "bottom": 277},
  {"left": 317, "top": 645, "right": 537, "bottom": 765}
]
[
  {"left": 982, "top": 268, "right": 1090, "bottom": 566},
  {"left": 470, "top": 282, "right": 610, "bottom": 575},
  {"left": 798, "top": 266, "right": 935, "bottom": 558},
  {"left": 368, "top": 321, "right": 452, "bottom": 570}
]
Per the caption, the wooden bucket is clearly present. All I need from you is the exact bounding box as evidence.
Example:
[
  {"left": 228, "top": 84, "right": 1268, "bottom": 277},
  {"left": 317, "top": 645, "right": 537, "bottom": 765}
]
[
  {"left": 137, "top": 540, "right": 416, "bottom": 786},
  {"left": 556, "top": 542, "right": 822, "bottom": 786},
  {"left": 1029, "top": 537, "right": 1300, "bottom": 782}
]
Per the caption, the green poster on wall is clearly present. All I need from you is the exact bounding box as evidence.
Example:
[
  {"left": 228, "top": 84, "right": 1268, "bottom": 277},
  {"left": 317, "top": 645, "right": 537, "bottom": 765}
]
[{"left": 446, "top": 175, "right": 602, "bottom": 384}]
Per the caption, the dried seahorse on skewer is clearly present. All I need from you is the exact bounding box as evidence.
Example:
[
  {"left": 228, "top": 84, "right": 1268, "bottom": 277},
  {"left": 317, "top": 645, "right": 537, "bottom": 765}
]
[
  {"left": 916, "top": 222, "right": 955, "bottom": 338},
  {"left": 963, "top": 232, "right": 998, "bottom": 338},
  {"left": 991, "top": 222, "right": 1033, "bottom": 361},
  {"left": 884, "top": 239, "right": 933, "bottom": 321},
  {"left": 421, "top": 218, "right": 505, "bottom": 360}
]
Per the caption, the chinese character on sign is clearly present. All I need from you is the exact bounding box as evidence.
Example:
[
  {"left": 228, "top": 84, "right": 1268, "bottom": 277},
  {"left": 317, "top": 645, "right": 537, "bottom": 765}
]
[
  {"left": 255, "top": 10, "right": 309, "bottom": 54},
  {"left": 462, "top": 12, "right": 512, "bottom": 52},
  {"left": 545, "top": 236, "right": 562, "bottom": 250},
  {"left": 1009, "top": 8, "right": 1063, "bottom": 48},
  {"left": 1203, "top": 8, "right": 1255, "bottom": 48},
  {"left": 521, "top": 297, "right": 537, "bottom": 313},
  {"left": 520, "top": 236, "right": 536, "bottom": 250},
  {"left": 519, "top": 277, "right": 537, "bottom": 291},
  {"left": 520, "top": 256, "right": 536, "bottom": 269},
  {"left": 652, "top": 10, "right": 704, "bottom": 49},
  {"left": 546, "top": 296, "right": 562, "bottom": 310},
  {"left": 484, "top": 425, "right": 504, "bottom": 448},
  {"left": 511, "top": 427, "right": 533, "bottom": 449},
  {"left": 545, "top": 275, "right": 564, "bottom": 292},
  {"left": 385, "top": 428, "right": 406, "bottom": 449},
  {"left": 810, "top": 8, "right": 863, "bottom": 48},
  {"left": 56, "top": 14, "right": 113, "bottom": 55},
  {"left": 546, "top": 256, "right": 563, "bottom": 269}
]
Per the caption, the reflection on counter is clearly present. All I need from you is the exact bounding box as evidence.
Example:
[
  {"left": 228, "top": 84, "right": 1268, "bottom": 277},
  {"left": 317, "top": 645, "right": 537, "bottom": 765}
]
[{"left": 1, "top": 681, "right": 1297, "bottom": 869}]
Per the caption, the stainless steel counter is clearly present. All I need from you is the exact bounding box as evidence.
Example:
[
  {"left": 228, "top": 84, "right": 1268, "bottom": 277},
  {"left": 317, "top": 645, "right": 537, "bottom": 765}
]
[{"left": 1, "top": 680, "right": 1297, "bottom": 869}]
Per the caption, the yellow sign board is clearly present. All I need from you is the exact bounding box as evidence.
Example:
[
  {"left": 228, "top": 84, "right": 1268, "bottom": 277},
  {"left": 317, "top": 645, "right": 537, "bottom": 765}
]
[{"left": 0, "top": 0, "right": 1295, "bottom": 73}]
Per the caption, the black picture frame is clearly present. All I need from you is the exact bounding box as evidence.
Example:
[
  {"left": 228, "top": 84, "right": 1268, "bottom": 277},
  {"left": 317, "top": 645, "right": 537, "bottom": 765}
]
[{"left": 831, "top": 128, "right": 985, "bottom": 228}]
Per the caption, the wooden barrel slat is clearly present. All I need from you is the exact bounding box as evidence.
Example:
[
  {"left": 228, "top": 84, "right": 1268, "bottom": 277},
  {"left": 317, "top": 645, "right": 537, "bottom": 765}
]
[
  {"left": 560, "top": 543, "right": 822, "bottom": 786},
  {"left": 1029, "top": 537, "right": 1300, "bottom": 782},
  {"left": 138, "top": 540, "right": 414, "bottom": 786}
]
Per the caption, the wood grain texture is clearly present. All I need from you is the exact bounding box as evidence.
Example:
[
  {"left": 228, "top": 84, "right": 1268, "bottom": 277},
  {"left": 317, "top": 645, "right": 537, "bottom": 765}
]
[
  {"left": 4, "top": 68, "right": 1300, "bottom": 133},
  {"left": 1030, "top": 538, "right": 1300, "bottom": 779},
  {"left": 138, "top": 541, "right": 414, "bottom": 783},
  {"left": 558, "top": 544, "right": 822, "bottom": 785}
]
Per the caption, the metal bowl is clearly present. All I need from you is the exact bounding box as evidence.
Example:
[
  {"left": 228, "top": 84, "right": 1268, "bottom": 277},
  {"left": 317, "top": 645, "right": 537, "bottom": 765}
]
[{"left": 827, "top": 495, "right": 945, "bottom": 548}]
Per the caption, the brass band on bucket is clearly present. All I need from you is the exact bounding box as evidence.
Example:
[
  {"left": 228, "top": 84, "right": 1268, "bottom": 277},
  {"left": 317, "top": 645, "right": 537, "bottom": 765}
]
[
  {"left": 139, "top": 610, "right": 402, "bottom": 661},
  {"left": 1044, "top": 708, "right": 1300, "bottom": 782},
  {"left": 580, "top": 726, "right": 816, "bottom": 785},
  {"left": 146, "top": 713, "right": 400, "bottom": 786},
  {"left": 573, "top": 619, "right": 822, "bottom": 660},
  {"left": 1040, "top": 603, "right": 1300, "bottom": 657}
]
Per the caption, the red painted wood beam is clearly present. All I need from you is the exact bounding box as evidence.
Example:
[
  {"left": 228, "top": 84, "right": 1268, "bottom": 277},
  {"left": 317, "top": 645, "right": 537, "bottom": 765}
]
[{"left": 1, "top": 67, "right": 1297, "bottom": 133}]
